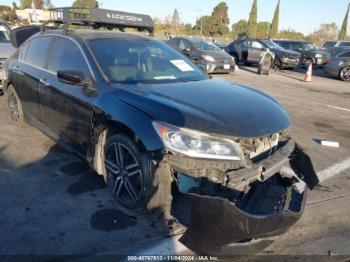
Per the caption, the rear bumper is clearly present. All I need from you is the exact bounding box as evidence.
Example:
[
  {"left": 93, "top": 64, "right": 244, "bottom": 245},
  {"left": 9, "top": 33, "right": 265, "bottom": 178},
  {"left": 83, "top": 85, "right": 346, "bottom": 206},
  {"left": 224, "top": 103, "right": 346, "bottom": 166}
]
[
  {"left": 166, "top": 139, "right": 318, "bottom": 254},
  {"left": 315, "top": 57, "right": 329, "bottom": 66}
]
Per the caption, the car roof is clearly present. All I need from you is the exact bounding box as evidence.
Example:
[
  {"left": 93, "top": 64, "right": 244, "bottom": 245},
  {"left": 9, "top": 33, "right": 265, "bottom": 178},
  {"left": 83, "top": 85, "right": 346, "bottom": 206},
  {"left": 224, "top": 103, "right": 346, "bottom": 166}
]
[{"left": 42, "top": 29, "right": 151, "bottom": 41}]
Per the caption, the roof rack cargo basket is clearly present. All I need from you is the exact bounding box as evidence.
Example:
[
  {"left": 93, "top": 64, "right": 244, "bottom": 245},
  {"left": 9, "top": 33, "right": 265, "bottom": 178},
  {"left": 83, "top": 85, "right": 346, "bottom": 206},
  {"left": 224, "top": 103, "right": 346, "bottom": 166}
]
[{"left": 48, "top": 7, "right": 154, "bottom": 33}]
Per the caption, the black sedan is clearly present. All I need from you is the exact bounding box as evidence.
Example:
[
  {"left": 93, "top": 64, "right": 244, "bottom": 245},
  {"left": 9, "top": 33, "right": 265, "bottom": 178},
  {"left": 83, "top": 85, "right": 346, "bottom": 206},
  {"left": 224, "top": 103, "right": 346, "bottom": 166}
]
[
  {"left": 227, "top": 38, "right": 301, "bottom": 69},
  {"left": 3, "top": 26, "right": 318, "bottom": 254},
  {"left": 167, "top": 37, "right": 235, "bottom": 74}
]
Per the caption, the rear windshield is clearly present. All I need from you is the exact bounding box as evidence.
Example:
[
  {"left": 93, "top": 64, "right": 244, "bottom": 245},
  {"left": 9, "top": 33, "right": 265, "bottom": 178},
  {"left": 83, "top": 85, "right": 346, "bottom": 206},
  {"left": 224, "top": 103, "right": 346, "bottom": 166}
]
[
  {"left": 89, "top": 38, "right": 207, "bottom": 84},
  {"left": 323, "top": 41, "right": 336, "bottom": 49},
  {"left": 261, "top": 40, "right": 284, "bottom": 50}
]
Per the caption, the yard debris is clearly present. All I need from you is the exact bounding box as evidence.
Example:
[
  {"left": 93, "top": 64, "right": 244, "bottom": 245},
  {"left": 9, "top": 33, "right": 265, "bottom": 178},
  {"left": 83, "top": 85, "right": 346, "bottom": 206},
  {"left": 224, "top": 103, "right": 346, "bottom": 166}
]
[{"left": 319, "top": 140, "right": 340, "bottom": 148}]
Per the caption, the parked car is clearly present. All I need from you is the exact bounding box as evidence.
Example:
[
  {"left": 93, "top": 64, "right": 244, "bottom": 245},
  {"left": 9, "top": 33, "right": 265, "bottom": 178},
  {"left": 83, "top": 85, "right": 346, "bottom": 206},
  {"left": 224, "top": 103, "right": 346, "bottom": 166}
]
[
  {"left": 274, "top": 40, "right": 330, "bottom": 68},
  {"left": 227, "top": 38, "right": 301, "bottom": 69},
  {"left": 167, "top": 37, "right": 235, "bottom": 74},
  {"left": 3, "top": 7, "right": 317, "bottom": 254},
  {"left": 0, "top": 21, "right": 16, "bottom": 93},
  {"left": 322, "top": 40, "right": 350, "bottom": 50},
  {"left": 214, "top": 42, "right": 227, "bottom": 51},
  {"left": 325, "top": 49, "right": 350, "bottom": 81}
]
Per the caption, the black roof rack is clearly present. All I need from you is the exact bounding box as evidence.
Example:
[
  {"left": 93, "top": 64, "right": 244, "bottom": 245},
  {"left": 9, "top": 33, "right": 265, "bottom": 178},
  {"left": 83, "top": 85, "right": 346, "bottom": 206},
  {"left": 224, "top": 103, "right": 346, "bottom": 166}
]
[{"left": 46, "top": 7, "right": 154, "bottom": 34}]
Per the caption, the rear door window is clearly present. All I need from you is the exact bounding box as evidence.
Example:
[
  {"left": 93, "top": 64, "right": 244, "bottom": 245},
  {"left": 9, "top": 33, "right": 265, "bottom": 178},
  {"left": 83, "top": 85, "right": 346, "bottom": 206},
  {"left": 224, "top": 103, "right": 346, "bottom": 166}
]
[
  {"left": 23, "top": 36, "right": 52, "bottom": 68},
  {"left": 251, "top": 41, "right": 264, "bottom": 49},
  {"left": 47, "top": 37, "right": 90, "bottom": 78}
]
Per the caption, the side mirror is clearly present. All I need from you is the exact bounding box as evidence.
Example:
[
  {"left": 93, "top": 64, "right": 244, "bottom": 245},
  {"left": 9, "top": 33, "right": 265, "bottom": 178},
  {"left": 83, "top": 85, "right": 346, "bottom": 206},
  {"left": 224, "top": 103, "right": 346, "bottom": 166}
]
[
  {"left": 183, "top": 48, "right": 192, "bottom": 55},
  {"left": 57, "top": 70, "right": 84, "bottom": 85}
]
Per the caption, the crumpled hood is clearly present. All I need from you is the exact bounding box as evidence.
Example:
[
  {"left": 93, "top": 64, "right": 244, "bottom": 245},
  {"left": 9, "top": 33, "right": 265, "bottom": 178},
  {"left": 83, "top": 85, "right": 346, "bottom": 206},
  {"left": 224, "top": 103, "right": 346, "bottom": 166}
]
[
  {"left": 272, "top": 48, "right": 300, "bottom": 58},
  {"left": 116, "top": 79, "right": 291, "bottom": 138}
]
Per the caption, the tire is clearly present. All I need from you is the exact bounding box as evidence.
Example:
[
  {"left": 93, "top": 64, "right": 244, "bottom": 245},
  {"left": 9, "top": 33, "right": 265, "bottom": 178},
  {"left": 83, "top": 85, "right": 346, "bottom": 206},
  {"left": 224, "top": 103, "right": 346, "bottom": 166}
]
[
  {"left": 5, "top": 85, "right": 25, "bottom": 127},
  {"left": 339, "top": 67, "right": 350, "bottom": 82},
  {"left": 303, "top": 58, "right": 313, "bottom": 69},
  {"left": 102, "top": 134, "right": 171, "bottom": 210}
]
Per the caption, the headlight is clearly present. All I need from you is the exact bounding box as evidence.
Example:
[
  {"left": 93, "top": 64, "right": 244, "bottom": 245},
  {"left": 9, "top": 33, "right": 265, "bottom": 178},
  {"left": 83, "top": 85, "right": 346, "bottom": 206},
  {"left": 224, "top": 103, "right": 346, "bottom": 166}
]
[
  {"left": 315, "top": 54, "right": 323, "bottom": 58},
  {"left": 153, "top": 122, "right": 243, "bottom": 160},
  {"left": 202, "top": 55, "right": 215, "bottom": 62}
]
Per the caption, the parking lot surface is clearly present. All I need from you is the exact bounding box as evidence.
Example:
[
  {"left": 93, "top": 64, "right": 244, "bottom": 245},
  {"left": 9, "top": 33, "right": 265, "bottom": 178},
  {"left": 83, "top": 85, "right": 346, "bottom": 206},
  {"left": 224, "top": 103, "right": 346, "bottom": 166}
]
[{"left": 0, "top": 67, "right": 350, "bottom": 256}]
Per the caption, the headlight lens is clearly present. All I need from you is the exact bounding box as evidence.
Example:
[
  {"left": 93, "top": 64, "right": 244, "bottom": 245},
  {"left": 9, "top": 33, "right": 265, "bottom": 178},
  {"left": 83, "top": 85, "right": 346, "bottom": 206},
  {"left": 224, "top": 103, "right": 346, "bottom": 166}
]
[
  {"left": 315, "top": 54, "right": 323, "bottom": 58},
  {"left": 153, "top": 122, "right": 243, "bottom": 160},
  {"left": 202, "top": 55, "right": 215, "bottom": 62}
]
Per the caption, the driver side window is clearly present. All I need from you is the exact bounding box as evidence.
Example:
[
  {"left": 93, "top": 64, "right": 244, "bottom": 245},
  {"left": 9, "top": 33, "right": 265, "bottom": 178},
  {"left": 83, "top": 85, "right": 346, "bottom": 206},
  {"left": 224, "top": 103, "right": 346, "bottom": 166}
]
[
  {"left": 251, "top": 41, "right": 264, "bottom": 49},
  {"left": 47, "top": 37, "right": 90, "bottom": 79}
]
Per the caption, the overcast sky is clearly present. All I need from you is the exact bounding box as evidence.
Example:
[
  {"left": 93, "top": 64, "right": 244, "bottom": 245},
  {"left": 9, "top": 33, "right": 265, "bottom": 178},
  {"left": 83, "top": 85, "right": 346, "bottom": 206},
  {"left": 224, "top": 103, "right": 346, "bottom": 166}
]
[{"left": 2, "top": 0, "right": 349, "bottom": 34}]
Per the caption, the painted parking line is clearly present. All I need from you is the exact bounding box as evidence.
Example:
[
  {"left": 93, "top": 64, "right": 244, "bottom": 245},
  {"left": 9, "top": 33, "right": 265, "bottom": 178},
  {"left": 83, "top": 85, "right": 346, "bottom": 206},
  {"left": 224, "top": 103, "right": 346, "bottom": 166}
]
[
  {"left": 282, "top": 157, "right": 350, "bottom": 183},
  {"left": 327, "top": 105, "right": 350, "bottom": 113}
]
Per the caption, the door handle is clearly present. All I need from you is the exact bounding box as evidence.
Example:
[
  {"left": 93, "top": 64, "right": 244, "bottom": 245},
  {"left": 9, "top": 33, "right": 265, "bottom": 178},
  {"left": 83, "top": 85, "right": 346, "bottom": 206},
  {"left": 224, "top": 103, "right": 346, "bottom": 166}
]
[{"left": 39, "top": 78, "right": 50, "bottom": 87}]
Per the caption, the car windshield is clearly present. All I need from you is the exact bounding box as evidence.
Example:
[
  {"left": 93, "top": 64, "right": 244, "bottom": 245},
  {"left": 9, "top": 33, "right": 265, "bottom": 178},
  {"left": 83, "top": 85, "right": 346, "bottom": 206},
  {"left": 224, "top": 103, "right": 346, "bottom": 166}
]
[
  {"left": 323, "top": 41, "right": 336, "bottom": 49},
  {"left": 261, "top": 40, "right": 283, "bottom": 50},
  {"left": 89, "top": 38, "right": 207, "bottom": 84},
  {"left": 303, "top": 43, "right": 317, "bottom": 51},
  {"left": 0, "top": 25, "right": 10, "bottom": 43},
  {"left": 191, "top": 40, "right": 221, "bottom": 51}
]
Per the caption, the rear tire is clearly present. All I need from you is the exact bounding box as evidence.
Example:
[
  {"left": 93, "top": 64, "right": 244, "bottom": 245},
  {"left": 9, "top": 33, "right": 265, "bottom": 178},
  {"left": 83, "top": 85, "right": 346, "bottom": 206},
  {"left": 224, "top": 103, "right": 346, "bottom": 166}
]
[
  {"left": 5, "top": 85, "right": 25, "bottom": 127},
  {"left": 339, "top": 67, "right": 350, "bottom": 81}
]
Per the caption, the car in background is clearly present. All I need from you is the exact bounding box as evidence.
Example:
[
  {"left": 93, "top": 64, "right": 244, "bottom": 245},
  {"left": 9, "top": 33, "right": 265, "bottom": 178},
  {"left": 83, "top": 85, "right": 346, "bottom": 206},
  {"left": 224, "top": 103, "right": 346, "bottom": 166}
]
[
  {"left": 0, "top": 21, "right": 16, "bottom": 94},
  {"left": 274, "top": 40, "right": 330, "bottom": 68},
  {"left": 226, "top": 38, "right": 301, "bottom": 69},
  {"left": 321, "top": 40, "right": 350, "bottom": 50},
  {"left": 325, "top": 49, "right": 350, "bottom": 81},
  {"left": 167, "top": 37, "right": 235, "bottom": 74}
]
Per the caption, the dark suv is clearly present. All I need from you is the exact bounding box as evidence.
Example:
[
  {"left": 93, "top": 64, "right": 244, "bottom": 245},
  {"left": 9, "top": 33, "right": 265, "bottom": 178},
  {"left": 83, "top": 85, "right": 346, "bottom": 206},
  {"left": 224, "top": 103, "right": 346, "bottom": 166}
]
[
  {"left": 227, "top": 38, "right": 301, "bottom": 69},
  {"left": 274, "top": 40, "right": 330, "bottom": 68},
  {"left": 3, "top": 7, "right": 317, "bottom": 254}
]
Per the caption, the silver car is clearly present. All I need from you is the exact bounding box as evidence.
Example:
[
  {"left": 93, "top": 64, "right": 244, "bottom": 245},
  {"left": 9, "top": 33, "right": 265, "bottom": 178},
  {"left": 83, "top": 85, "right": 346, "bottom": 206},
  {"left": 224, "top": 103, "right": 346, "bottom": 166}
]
[
  {"left": 0, "top": 22, "right": 16, "bottom": 93},
  {"left": 325, "top": 49, "right": 350, "bottom": 81}
]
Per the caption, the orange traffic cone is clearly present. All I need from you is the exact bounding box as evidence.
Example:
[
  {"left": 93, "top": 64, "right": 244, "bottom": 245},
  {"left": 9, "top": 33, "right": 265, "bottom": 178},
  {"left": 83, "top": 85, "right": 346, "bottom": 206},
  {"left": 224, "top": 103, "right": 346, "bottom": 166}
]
[{"left": 304, "top": 63, "right": 313, "bottom": 82}]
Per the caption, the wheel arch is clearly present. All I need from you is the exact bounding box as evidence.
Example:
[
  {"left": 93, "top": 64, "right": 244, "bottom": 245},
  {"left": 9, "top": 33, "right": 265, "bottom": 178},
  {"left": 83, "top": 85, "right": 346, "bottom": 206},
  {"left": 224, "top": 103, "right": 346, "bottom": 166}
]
[{"left": 92, "top": 108, "right": 164, "bottom": 176}]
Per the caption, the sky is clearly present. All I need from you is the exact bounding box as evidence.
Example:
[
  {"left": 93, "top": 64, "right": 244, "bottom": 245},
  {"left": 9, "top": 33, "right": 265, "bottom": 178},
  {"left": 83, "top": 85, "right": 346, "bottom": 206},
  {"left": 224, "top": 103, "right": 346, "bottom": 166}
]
[{"left": 1, "top": 0, "right": 349, "bottom": 35}]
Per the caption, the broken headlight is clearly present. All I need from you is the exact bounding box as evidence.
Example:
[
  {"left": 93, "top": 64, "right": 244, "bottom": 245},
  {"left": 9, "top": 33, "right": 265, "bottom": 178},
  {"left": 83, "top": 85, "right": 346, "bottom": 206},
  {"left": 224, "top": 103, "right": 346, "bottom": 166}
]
[{"left": 153, "top": 122, "right": 243, "bottom": 160}]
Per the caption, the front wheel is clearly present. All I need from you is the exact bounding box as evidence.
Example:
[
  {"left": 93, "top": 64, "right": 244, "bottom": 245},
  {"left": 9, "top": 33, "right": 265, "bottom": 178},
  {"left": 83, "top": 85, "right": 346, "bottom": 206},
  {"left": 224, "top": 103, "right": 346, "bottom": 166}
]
[
  {"left": 102, "top": 134, "right": 171, "bottom": 211},
  {"left": 339, "top": 67, "right": 350, "bottom": 81}
]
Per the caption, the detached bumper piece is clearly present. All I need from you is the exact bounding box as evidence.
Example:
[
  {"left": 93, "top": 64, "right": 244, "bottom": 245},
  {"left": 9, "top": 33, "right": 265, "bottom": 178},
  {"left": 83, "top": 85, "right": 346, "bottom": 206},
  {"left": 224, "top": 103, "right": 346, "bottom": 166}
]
[
  {"left": 166, "top": 139, "right": 318, "bottom": 255},
  {"left": 179, "top": 175, "right": 307, "bottom": 255}
]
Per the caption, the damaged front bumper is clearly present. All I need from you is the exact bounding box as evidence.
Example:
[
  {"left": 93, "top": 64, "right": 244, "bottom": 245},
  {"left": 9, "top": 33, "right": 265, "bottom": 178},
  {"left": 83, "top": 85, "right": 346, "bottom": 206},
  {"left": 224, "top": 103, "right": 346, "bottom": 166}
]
[{"left": 164, "top": 138, "right": 318, "bottom": 254}]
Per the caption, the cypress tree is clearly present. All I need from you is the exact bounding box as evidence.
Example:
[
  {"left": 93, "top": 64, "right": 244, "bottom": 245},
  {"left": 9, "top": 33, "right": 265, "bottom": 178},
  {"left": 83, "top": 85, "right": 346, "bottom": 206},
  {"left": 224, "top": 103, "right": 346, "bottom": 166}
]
[
  {"left": 339, "top": 3, "right": 350, "bottom": 40},
  {"left": 247, "top": 0, "right": 258, "bottom": 38},
  {"left": 269, "top": 0, "right": 280, "bottom": 39}
]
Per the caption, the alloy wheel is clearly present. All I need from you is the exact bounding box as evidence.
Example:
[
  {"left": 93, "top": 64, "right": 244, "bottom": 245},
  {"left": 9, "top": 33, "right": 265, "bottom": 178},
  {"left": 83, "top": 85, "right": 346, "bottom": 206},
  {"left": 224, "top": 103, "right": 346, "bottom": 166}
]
[
  {"left": 341, "top": 67, "right": 350, "bottom": 81},
  {"left": 104, "top": 142, "right": 143, "bottom": 206}
]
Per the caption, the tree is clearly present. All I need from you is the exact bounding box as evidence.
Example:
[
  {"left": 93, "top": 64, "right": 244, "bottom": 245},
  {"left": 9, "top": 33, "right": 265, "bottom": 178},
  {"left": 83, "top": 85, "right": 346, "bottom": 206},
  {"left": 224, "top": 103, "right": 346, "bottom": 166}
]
[
  {"left": 171, "top": 9, "right": 180, "bottom": 34},
  {"left": 269, "top": 0, "right": 280, "bottom": 39},
  {"left": 20, "top": 0, "right": 44, "bottom": 9},
  {"left": 12, "top": 2, "right": 19, "bottom": 9},
  {"left": 0, "top": 5, "right": 17, "bottom": 22},
  {"left": 232, "top": 19, "right": 248, "bottom": 39},
  {"left": 257, "top": 22, "right": 271, "bottom": 39},
  {"left": 307, "top": 23, "right": 338, "bottom": 45},
  {"left": 339, "top": 3, "right": 350, "bottom": 40},
  {"left": 278, "top": 29, "right": 305, "bottom": 40},
  {"left": 72, "top": 0, "right": 98, "bottom": 9},
  {"left": 247, "top": 0, "right": 258, "bottom": 37},
  {"left": 195, "top": 15, "right": 212, "bottom": 36},
  {"left": 210, "top": 2, "right": 229, "bottom": 36}
]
